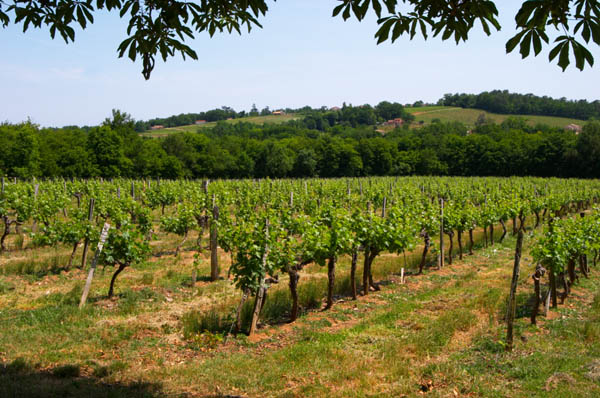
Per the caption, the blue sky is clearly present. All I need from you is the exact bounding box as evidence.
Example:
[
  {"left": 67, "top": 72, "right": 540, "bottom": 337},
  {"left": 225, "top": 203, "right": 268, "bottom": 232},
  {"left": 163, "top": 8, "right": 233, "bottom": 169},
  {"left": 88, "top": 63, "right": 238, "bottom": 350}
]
[{"left": 1, "top": 0, "right": 599, "bottom": 127}]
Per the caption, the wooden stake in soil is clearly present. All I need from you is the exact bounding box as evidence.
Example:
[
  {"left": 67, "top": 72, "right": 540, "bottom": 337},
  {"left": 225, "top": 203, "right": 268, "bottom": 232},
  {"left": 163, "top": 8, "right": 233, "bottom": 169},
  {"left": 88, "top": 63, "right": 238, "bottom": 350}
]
[
  {"left": 531, "top": 264, "right": 546, "bottom": 325},
  {"left": 350, "top": 248, "right": 358, "bottom": 299},
  {"left": 81, "top": 198, "right": 95, "bottom": 268},
  {"left": 544, "top": 288, "right": 552, "bottom": 316},
  {"left": 31, "top": 184, "right": 40, "bottom": 233},
  {"left": 439, "top": 198, "right": 445, "bottom": 269},
  {"left": 226, "top": 290, "right": 249, "bottom": 340},
  {"left": 191, "top": 268, "right": 197, "bottom": 287},
  {"left": 79, "top": 223, "right": 110, "bottom": 308},
  {"left": 506, "top": 229, "right": 524, "bottom": 352},
  {"left": 210, "top": 205, "right": 220, "bottom": 281}
]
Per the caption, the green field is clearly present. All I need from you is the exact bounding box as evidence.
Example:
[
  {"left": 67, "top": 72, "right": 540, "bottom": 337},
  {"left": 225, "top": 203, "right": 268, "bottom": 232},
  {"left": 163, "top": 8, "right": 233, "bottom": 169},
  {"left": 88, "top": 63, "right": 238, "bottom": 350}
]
[
  {"left": 406, "top": 106, "right": 585, "bottom": 128},
  {"left": 142, "top": 114, "right": 300, "bottom": 137}
]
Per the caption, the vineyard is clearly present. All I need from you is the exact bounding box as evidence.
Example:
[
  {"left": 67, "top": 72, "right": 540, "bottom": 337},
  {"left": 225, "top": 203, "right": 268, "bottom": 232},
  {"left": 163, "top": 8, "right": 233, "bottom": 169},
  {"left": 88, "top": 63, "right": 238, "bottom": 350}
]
[{"left": 1, "top": 176, "right": 600, "bottom": 397}]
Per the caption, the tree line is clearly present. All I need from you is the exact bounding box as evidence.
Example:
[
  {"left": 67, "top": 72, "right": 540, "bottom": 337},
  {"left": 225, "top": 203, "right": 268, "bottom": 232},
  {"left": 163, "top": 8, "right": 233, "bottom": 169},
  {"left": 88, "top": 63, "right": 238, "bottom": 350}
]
[
  {"left": 441, "top": 90, "right": 600, "bottom": 120},
  {"left": 131, "top": 101, "right": 415, "bottom": 132},
  {"left": 1, "top": 113, "right": 599, "bottom": 179}
]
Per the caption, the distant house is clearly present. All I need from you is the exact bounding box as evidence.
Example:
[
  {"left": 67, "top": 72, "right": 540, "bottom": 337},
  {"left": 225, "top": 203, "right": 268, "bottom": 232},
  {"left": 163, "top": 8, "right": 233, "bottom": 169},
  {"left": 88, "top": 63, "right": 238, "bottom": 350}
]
[
  {"left": 272, "top": 110, "right": 285, "bottom": 115},
  {"left": 195, "top": 120, "right": 207, "bottom": 125},
  {"left": 330, "top": 106, "right": 341, "bottom": 111},
  {"left": 566, "top": 124, "right": 582, "bottom": 134},
  {"left": 150, "top": 125, "right": 164, "bottom": 130},
  {"left": 383, "top": 118, "right": 404, "bottom": 127}
]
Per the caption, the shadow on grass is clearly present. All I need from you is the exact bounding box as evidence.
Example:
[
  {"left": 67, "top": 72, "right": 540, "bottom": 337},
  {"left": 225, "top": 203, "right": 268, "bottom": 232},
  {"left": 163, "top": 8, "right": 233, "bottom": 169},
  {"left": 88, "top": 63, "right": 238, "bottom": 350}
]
[{"left": 0, "top": 359, "right": 168, "bottom": 398}]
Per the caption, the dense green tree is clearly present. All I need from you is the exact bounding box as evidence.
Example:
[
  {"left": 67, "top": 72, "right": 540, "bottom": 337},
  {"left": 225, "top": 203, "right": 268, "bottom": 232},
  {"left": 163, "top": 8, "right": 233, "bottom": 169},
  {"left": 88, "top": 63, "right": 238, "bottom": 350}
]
[
  {"left": 133, "top": 139, "right": 173, "bottom": 177},
  {"left": 7, "top": 123, "right": 41, "bottom": 178},
  {"left": 87, "top": 126, "right": 125, "bottom": 177},
  {"left": 255, "top": 141, "right": 294, "bottom": 178},
  {"left": 293, "top": 149, "right": 318, "bottom": 177},
  {"left": 577, "top": 122, "right": 600, "bottom": 177},
  {"left": 38, "top": 128, "right": 93, "bottom": 177},
  {"left": 375, "top": 101, "right": 406, "bottom": 121}
]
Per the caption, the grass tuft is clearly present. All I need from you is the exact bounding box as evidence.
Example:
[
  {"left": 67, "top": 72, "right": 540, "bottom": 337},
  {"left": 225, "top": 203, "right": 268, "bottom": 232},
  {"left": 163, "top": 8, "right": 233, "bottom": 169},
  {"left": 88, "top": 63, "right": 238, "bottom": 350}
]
[
  {"left": 52, "top": 364, "right": 80, "bottom": 378},
  {"left": 182, "top": 308, "right": 232, "bottom": 337},
  {"left": 414, "top": 309, "right": 477, "bottom": 355}
]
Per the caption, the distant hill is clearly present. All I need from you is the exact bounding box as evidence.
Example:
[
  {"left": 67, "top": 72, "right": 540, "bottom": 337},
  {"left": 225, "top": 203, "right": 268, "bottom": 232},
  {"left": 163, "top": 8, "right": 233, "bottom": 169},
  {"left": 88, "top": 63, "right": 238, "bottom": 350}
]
[
  {"left": 405, "top": 106, "right": 585, "bottom": 129},
  {"left": 141, "top": 114, "right": 300, "bottom": 137},
  {"left": 141, "top": 106, "right": 587, "bottom": 137}
]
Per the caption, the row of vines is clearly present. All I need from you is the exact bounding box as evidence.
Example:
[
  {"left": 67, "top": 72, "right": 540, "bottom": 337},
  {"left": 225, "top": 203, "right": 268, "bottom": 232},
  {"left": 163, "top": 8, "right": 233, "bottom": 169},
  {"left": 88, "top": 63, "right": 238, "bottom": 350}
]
[{"left": 1, "top": 176, "right": 599, "bottom": 334}]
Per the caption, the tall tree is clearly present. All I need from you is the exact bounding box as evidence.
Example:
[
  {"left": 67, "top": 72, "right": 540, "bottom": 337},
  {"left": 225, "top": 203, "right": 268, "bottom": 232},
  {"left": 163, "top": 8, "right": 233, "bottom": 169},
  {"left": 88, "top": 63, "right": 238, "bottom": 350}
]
[
  {"left": 87, "top": 126, "right": 126, "bottom": 177},
  {"left": 577, "top": 122, "right": 600, "bottom": 177}
]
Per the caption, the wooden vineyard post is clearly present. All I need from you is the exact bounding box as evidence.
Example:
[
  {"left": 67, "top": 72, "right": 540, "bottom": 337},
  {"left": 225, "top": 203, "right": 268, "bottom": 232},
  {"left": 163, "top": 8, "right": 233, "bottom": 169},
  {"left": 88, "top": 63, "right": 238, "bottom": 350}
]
[
  {"left": 548, "top": 217, "right": 558, "bottom": 309},
  {"left": 363, "top": 202, "right": 372, "bottom": 296},
  {"left": 81, "top": 198, "right": 95, "bottom": 268},
  {"left": 79, "top": 223, "right": 110, "bottom": 308},
  {"left": 506, "top": 229, "right": 524, "bottom": 352},
  {"left": 531, "top": 264, "right": 546, "bottom": 325},
  {"left": 31, "top": 184, "right": 39, "bottom": 233},
  {"left": 381, "top": 197, "right": 387, "bottom": 218},
  {"left": 117, "top": 187, "right": 121, "bottom": 199},
  {"left": 439, "top": 198, "right": 445, "bottom": 269},
  {"left": 210, "top": 204, "right": 220, "bottom": 281},
  {"left": 226, "top": 290, "right": 249, "bottom": 340},
  {"left": 350, "top": 248, "right": 358, "bottom": 300},
  {"left": 191, "top": 268, "right": 197, "bottom": 287},
  {"left": 544, "top": 288, "right": 552, "bottom": 316},
  {"left": 131, "top": 181, "right": 135, "bottom": 199},
  {"left": 249, "top": 220, "right": 269, "bottom": 336},
  {"left": 62, "top": 180, "right": 68, "bottom": 217}
]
